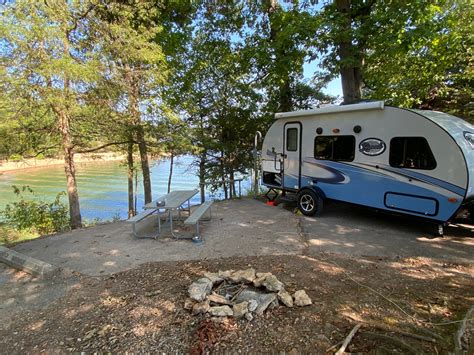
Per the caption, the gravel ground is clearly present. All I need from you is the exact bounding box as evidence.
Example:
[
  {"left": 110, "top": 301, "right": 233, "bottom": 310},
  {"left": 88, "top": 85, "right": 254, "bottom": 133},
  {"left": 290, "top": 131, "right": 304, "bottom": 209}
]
[{"left": 1, "top": 254, "right": 472, "bottom": 353}]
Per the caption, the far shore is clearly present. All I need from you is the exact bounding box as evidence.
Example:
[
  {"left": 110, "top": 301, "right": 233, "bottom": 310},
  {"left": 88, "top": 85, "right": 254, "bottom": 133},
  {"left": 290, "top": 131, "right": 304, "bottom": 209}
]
[{"left": 0, "top": 153, "right": 126, "bottom": 174}]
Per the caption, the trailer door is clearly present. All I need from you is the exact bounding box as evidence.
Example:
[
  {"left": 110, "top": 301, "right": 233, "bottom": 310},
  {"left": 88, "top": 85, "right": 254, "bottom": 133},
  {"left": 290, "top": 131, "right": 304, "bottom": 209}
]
[{"left": 283, "top": 122, "right": 301, "bottom": 190}]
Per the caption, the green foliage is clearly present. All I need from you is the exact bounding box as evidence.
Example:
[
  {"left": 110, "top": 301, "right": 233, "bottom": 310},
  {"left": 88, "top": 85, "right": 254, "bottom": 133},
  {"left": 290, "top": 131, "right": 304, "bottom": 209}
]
[
  {"left": 0, "top": 224, "right": 37, "bottom": 246},
  {"left": 315, "top": 0, "right": 473, "bottom": 119},
  {"left": 363, "top": 1, "right": 473, "bottom": 121},
  {"left": 8, "top": 154, "right": 22, "bottom": 162},
  {"left": 1, "top": 186, "right": 70, "bottom": 236}
]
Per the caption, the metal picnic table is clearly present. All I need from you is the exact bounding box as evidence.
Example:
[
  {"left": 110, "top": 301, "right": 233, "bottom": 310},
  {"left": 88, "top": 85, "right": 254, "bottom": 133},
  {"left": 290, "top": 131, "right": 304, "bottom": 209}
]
[{"left": 144, "top": 189, "right": 198, "bottom": 239}]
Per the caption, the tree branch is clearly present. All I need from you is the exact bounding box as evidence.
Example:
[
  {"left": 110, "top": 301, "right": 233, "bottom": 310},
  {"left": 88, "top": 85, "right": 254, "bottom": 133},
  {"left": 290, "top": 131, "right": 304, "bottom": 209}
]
[{"left": 75, "top": 141, "right": 131, "bottom": 154}]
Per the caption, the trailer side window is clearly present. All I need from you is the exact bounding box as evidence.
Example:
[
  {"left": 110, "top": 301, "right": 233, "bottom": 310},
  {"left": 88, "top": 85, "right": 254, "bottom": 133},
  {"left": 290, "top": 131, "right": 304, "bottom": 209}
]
[
  {"left": 314, "top": 136, "right": 355, "bottom": 162},
  {"left": 286, "top": 128, "right": 298, "bottom": 151},
  {"left": 389, "top": 137, "right": 437, "bottom": 170}
]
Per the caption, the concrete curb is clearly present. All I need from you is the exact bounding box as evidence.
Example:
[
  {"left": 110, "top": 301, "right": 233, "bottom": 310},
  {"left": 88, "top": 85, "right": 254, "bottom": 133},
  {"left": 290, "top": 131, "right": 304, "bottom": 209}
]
[{"left": 0, "top": 246, "right": 59, "bottom": 278}]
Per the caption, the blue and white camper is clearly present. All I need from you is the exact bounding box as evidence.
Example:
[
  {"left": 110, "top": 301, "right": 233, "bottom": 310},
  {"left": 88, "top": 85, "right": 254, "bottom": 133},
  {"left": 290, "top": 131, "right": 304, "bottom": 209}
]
[{"left": 261, "top": 101, "right": 474, "bottom": 229}]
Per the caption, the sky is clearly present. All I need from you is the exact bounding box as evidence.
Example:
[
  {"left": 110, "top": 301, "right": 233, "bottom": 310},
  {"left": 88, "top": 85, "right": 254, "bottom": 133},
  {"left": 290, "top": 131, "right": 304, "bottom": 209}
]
[{"left": 303, "top": 60, "right": 342, "bottom": 99}]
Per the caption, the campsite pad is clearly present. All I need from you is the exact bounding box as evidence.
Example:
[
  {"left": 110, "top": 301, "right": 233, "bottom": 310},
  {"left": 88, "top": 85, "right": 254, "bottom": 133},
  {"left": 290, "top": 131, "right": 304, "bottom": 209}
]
[
  {"left": 10, "top": 198, "right": 474, "bottom": 276},
  {"left": 2, "top": 198, "right": 473, "bottom": 352},
  {"left": 0, "top": 254, "right": 472, "bottom": 353}
]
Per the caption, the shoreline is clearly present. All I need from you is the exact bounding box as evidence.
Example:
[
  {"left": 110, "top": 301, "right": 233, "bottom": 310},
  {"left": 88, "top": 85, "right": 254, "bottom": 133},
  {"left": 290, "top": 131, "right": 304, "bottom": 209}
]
[{"left": 0, "top": 153, "right": 125, "bottom": 174}]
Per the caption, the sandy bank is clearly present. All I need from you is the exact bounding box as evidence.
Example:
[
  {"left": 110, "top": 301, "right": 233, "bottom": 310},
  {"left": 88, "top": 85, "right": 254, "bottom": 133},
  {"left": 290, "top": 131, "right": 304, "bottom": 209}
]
[{"left": 0, "top": 153, "right": 125, "bottom": 173}]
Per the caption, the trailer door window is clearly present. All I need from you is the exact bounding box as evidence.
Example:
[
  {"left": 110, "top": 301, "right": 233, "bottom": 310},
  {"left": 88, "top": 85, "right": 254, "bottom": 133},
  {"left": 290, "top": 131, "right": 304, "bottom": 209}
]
[
  {"left": 314, "top": 136, "right": 355, "bottom": 162},
  {"left": 286, "top": 128, "right": 298, "bottom": 151},
  {"left": 389, "top": 137, "right": 437, "bottom": 170}
]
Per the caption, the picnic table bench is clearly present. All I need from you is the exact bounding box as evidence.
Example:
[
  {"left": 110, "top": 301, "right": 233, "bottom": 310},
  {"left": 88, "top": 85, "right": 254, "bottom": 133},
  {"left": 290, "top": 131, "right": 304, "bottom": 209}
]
[
  {"left": 127, "top": 208, "right": 159, "bottom": 239},
  {"left": 184, "top": 200, "right": 213, "bottom": 242}
]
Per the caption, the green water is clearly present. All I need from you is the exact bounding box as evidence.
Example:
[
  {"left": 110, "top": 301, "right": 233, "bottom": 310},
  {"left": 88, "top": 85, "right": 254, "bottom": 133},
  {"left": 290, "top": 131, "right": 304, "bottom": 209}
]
[{"left": 0, "top": 156, "right": 234, "bottom": 221}]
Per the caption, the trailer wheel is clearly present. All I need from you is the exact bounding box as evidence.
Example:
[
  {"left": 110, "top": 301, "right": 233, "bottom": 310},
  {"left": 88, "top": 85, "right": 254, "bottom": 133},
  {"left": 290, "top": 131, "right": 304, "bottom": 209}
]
[{"left": 297, "top": 189, "right": 323, "bottom": 216}]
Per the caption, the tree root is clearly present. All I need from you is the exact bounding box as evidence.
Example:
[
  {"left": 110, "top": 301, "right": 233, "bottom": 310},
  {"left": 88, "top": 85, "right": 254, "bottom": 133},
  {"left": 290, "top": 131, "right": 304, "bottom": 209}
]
[{"left": 363, "top": 331, "right": 421, "bottom": 354}]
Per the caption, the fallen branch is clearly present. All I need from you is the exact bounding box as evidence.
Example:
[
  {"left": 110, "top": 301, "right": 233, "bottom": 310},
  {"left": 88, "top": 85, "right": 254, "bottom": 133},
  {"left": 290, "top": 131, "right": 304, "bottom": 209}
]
[
  {"left": 326, "top": 340, "right": 343, "bottom": 353},
  {"left": 408, "top": 326, "right": 444, "bottom": 341},
  {"left": 364, "top": 331, "right": 420, "bottom": 354},
  {"left": 454, "top": 305, "right": 474, "bottom": 352},
  {"left": 371, "top": 325, "right": 437, "bottom": 344},
  {"left": 335, "top": 324, "right": 361, "bottom": 355}
]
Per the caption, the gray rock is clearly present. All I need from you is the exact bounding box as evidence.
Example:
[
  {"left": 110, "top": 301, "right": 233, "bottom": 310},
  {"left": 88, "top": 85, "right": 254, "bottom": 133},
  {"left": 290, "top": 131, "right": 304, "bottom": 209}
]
[
  {"left": 235, "top": 289, "right": 277, "bottom": 315},
  {"left": 269, "top": 297, "right": 279, "bottom": 309},
  {"left": 209, "top": 305, "right": 233, "bottom": 317},
  {"left": 229, "top": 268, "right": 256, "bottom": 284},
  {"left": 253, "top": 272, "right": 272, "bottom": 287},
  {"left": 278, "top": 289, "right": 294, "bottom": 308},
  {"left": 233, "top": 301, "right": 249, "bottom": 318},
  {"left": 294, "top": 290, "right": 312, "bottom": 307},
  {"left": 262, "top": 275, "right": 284, "bottom": 292},
  {"left": 248, "top": 299, "right": 258, "bottom": 312},
  {"left": 204, "top": 272, "right": 223, "bottom": 285},
  {"left": 192, "top": 300, "right": 210, "bottom": 315},
  {"left": 245, "top": 312, "right": 254, "bottom": 321},
  {"left": 188, "top": 278, "right": 213, "bottom": 302}
]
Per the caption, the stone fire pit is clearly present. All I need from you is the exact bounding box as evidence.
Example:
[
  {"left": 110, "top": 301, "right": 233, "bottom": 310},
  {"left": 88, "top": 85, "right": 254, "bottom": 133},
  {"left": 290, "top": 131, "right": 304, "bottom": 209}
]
[{"left": 185, "top": 268, "right": 312, "bottom": 321}]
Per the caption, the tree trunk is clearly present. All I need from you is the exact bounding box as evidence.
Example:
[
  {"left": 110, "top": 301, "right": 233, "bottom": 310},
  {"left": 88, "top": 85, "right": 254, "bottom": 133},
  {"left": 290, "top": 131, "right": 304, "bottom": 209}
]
[
  {"left": 136, "top": 125, "right": 152, "bottom": 203},
  {"left": 336, "top": 0, "right": 363, "bottom": 104},
  {"left": 199, "top": 152, "right": 206, "bottom": 203},
  {"left": 126, "top": 65, "right": 152, "bottom": 204},
  {"left": 127, "top": 141, "right": 135, "bottom": 218},
  {"left": 267, "top": 0, "right": 292, "bottom": 112},
  {"left": 58, "top": 110, "right": 82, "bottom": 229},
  {"left": 221, "top": 152, "right": 228, "bottom": 200},
  {"left": 229, "top": 169, "right": 235, "bottom": 198},
  {"left": 168, "top": 152, "right": 174, "bottom": 193},
  {"left": 134, "top": 167, "right": 138, "bottom": 214},
  {"left": 55, "top": 25, "right": 81, "bottom": 229}
]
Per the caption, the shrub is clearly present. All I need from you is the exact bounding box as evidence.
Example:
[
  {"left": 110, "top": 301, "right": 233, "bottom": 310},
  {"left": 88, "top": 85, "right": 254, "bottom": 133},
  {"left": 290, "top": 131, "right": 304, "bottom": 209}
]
[
  {"left": 9, "top": 154, "right": 22, "bottom": 162},
  {"left": 0, "top": 224, "right": 21, "bottom": 244},
  {"left": 1, "top": 186, "right": 70, "bottom": 235}
]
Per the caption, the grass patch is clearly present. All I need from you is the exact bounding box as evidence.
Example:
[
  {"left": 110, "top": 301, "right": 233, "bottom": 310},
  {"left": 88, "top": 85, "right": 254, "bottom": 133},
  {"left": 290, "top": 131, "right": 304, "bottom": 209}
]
[{"left": 0, "top": 225, "right": 39, "bottom": 246}]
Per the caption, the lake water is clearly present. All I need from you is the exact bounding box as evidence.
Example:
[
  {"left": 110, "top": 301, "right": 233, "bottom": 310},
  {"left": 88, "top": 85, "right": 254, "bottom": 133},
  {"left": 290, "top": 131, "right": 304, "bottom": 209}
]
[{"left": 0, "top": 156, "right": 250, "bottom": 221}]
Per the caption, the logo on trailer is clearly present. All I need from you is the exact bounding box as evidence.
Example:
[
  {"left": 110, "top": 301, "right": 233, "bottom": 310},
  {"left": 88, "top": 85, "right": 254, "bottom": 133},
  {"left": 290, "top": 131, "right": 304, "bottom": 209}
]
[
  {"left": 464, "top": 131, "right": 474, "bottom": 148},
  {"left": 359, "top": 138, "right": 386, "bottom": 156}
]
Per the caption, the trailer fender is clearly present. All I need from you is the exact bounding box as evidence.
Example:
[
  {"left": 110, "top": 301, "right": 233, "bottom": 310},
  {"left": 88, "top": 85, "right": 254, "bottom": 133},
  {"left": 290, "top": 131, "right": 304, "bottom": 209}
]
[{"left": 299, "top": 186, "right": 326, "bottom": 200}]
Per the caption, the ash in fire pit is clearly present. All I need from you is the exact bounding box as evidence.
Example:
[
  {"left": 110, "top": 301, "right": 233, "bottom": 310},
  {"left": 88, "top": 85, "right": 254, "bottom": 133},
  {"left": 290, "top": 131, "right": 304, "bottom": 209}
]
[{"left": 185, "top": 268, "right": 312, "bottom": 321}]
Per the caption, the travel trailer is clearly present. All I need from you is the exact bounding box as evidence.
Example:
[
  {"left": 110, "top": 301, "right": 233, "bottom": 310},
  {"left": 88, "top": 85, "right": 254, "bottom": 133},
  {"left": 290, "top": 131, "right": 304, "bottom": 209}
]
[{"left": 261, "top": 101, "right": 474, "bottom": 230}]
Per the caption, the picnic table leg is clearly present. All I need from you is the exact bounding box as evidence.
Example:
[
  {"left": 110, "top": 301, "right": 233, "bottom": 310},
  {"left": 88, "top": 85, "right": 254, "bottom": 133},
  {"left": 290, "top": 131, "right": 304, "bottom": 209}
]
[
  {"left": 169, "top": 209, "right": 174, "bottom": 238},
  {"left": 156, "top": 210, "right": 161, "bottom": 239},
  {"left": 193, "top": 222, "right": 201, "bottom": 243}
]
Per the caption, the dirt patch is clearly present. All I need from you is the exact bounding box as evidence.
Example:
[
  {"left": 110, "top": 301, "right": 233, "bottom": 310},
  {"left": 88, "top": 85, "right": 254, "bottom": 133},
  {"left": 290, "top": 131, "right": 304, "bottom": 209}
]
[{"left": 1, "top": 254, "right": 472, "bottom": 353}]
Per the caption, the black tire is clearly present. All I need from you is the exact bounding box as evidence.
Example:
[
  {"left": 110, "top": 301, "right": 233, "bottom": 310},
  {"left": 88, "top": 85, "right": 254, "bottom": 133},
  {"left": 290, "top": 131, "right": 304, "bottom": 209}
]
[{"left": 297, "top": 189, "right": 323, "bottom": 216}]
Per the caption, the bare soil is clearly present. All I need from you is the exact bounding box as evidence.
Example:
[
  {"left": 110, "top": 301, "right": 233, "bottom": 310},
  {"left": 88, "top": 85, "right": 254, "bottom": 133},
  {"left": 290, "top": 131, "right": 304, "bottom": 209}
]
[{"left": 1, "top": 253, "right": 472, "bottom": 353}]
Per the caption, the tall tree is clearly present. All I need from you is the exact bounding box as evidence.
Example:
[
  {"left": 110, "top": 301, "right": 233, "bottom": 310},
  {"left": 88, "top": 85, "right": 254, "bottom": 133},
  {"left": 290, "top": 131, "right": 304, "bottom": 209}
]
[
  {"left": 315, "top": 0, "right": 472, "bottom": 117},
  {"left": 95, "top": 1, "right": 169, "bottom": 204},
  {"left": 246, "top": 0, "right": 325, "bottom": 113},
  {"left": 0, "top": 0, "right": 103, "bottom": 228},
  {"left": 315, "top": 0, "right": 376, "bottom": 104}
]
